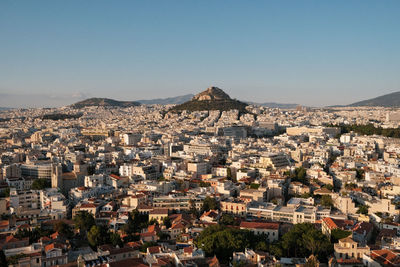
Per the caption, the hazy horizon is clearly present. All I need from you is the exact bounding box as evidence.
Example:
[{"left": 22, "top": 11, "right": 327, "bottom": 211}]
[{"left": 1, "top": 1, "right": 399, "bottom": 108}]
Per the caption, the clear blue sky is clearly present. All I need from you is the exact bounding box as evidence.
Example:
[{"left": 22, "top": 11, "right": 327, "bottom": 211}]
[{"left": 1, "top": 0, "right": 399, "bottom": 107}]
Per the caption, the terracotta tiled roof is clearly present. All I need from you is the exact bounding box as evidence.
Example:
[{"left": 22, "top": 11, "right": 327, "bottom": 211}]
[
  {"left": 336, "top": 258, "right": 363, "bottom": 264},
  {"left": 107, "top": 258, "right": 149, "bottom": 267},
  {"left": 322, "top": 217, "right": 353, "bottom": 230},
  {"left": 240, "top": 221, "right": 279, "bottom": 230},
  {"left": 207, "top": 256, "right": 220, "bottom": 267},
  {"left": 183, "top": 247, "right": 193, "bottom": 254},
  {"left": 80, "top": 203, "right": 97, "bottom": 208},
  {"left": 150, "top": 208, "right": 168, "bottom": 215},
  {"left": 371, "top": 249, "right": 400, "bottom": 266},
  {"left": 110, "top": 174, "right": 122, "bottom": 180},
  {"left": 352, "top": 221, "right": 373, "bottom": 235},
  {"left": 147, "top": 246, "right": 161, "bottom": 254},
  {"left": 45, "top": 243, "right": 64, "bottom": 252}
]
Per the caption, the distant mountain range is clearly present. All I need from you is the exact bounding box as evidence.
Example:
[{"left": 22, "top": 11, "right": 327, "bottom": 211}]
[
  {"left": 71, "top": 89, "right": 400, "bottom": 110},
  {"left": 170, "top": 87, "right": 248, "bottom": 113},
  {"left": 70, "top": 98, "right": 141, "bottom": 108},
  {"left": 348, "top": 91, "right": 400, "bottom": 107},
  {"left": 69, "top": 91, "right": 300, "bottom": 110},
  {"left": 137, "top": 94, "right": 194, "bottom": 105}
]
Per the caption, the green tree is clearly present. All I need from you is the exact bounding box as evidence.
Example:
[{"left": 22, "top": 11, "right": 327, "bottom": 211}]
[
  {"left": 149, "top": 218, "right": 159, "bottom": 225},
  {"left": 321, "top": 195, "right": 334, "bottom": 208},
  {"left": 287, "top": 167, "right": 309, "bottom": 185},
  {"left": 227, "top": 167, "right": 232, "bottom": 179},
  {"left": 195, "top": 225, "right": 265, "bottom": 263},
  {"left": 110, "top": 232, "right": 123, "bottom": 247},
  {"left": 324, "top": 184, "right": 334, "bottom": 191},
  {"left": 199, "top": 181, "right": 211, "bottom": 187},
  {"left": 87, "top": 225, "right": 102, "bottom": 247},
  {"left": 201, "top": 196, "right": 219, "bottom": 212},
  {"left": 123, "top": 209, "right": 149, "bottom": 235},
  {"left": 249, "top": 183, "right": 260, "bottom": 189},
  {"left": 330, "top": 229, "right": 351, "bottom": 243},
  {"left": 355, "top": 169, "right": 365, "bottom": 181},
  {"left": 31, "top": 178, "right": 51, "bottom": 190},
  {"left": 0, "top": 249, "right": 7, "bottom": 267},
  {"left": 279, "top": 223, "right": 333, "bottom": 262},
  {"left": 300, "top": 192, "right": 312, "bottom": 198},
  {"left": 325, "top": 123, "right": 400, "bottom": 139},
  {"left": 219, "top": 214, "right": 237, "bottom": 226},
  {"left": 54, "top": 221, "right": 73, "bottom": 238},
  {"left": 5, "top": 254, "right": 25, "bottom": 265},
  {"left": 188, "top": 199, "right": 200, "bottom": 218},
  {"left": 157, "top": 232, "right": 170, "bottom": 241},
  {"left": 73, "top": 211, "right": 95, "bottom": 233},
  {"left": 357, "top": 205, "right": 369, "bottom": 215},
  {"left": 255, "top": 241, "right": 269, "bottom": 251},
  {"left": 233, "top": 260, "right": 247, "bottom": 267},
  {"left": 14, "top": 227, "right": 51, "bottom": 243},
  {"left": 163, "top": 216, "right": 172, "bottom": 228},
  {"left": 0, "top": 187, "right": 10, "bottom": 197}
]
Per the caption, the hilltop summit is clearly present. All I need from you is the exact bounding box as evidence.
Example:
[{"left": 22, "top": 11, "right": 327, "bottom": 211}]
[
  {"left": 170, "top": 86, "right": 248, "bottom": 112},
  {"left": 192, "top": 87, "right": 231, "bottom": 101}
]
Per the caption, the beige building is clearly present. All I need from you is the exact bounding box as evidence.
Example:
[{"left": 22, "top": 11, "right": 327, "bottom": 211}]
[
  {"left": 332, "top": 194, "right": 357, "bottom": 215},
  {"left": 334, "top": 237, "right": 369, "bottom": 259},
  {"left": 240, "top": 221, "right": 279, "bottom": 243},
  {"left": 187, "top": 162, "right": 209, "bottom": 177},
  {"left": 149, "top": 208, "right": 169, "bottom": 223},
  {"left": 221, "top": 200, "right": 247, "bottom": 216},
  {"left": 122, "top": 193, "right": 147, "bottom": 209},
  {"left": 286, "top": 126, "right": 340, "bottom": 137},
  {"left": 260, "top": 153, "right": 290, "bottom": 169},
  {"left": 240, "top": 188, "right": 267, "bottom": 202}
]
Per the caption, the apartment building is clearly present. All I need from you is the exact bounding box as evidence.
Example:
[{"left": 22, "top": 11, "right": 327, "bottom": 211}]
[
  {"left": 260, "top": 153, "right": 290, "bottom": 169},
  {"left": 221, "top": 200, "right": 247, "bottom": 216}
]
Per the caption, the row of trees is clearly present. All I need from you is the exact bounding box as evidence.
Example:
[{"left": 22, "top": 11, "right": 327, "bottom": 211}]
[
  {"left": 31, "top": 178, "right": 51, "bottom": 190},
  {"left": 14, "top": 227, "right": 53, "bottom": 243},
  {"left": 195, "top": 225, "right": 269, "bottom": 263},
  {"left": 195, "top": 223, "right": 334, "bottom": 263},
  {"left": 270, "top": 223, "right": 333, "bottom": 262},
  {"left": 327, "top": 123, "right": 400, "bottom": 139}
]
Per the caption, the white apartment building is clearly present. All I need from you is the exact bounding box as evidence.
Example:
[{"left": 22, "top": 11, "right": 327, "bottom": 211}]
[{"left": 84, "top": 175, "right": 105, "bottom": 187}]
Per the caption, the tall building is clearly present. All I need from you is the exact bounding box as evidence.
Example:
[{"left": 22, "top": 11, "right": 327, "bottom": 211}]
[{"left": 51, "top": 163, "right": 62, "bottom": 190}]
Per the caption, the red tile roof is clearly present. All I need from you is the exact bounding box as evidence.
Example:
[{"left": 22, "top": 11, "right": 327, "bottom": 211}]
[
  {"left": 322, "top": 217, "right": 353, "bottom": 230},
  {"left": 371, "top": 249, "right": 400, "bottom": 266},
  {"left": 110, "top": 174, "right": 122, "bottom": 180},
  {"left": 240, "top": 221, "right": 279, "bottom": 230},
  {"left": 147, "top": 246, "right": 161, "bottom": 254}
]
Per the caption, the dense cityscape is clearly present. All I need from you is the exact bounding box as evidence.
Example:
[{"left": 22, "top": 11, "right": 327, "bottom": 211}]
[{"left": 1, "top": 87, "right": 400, "bottom": 266}]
